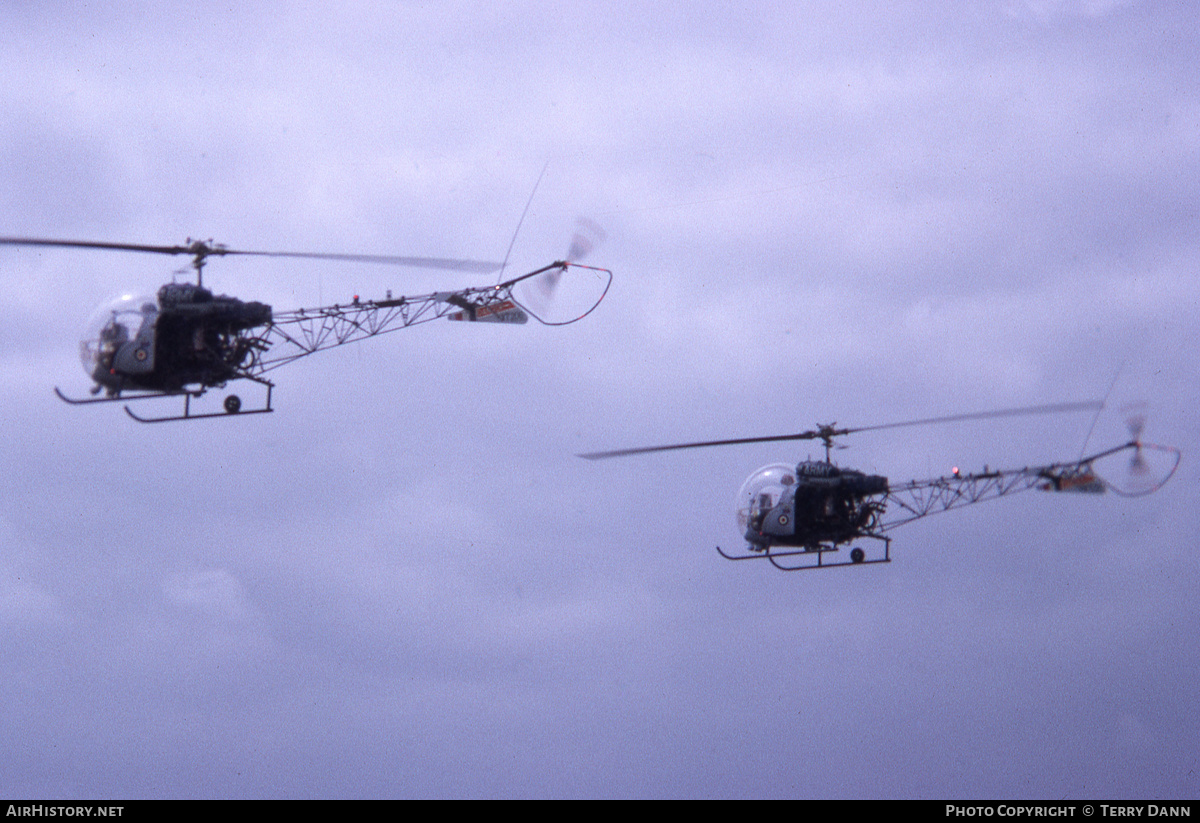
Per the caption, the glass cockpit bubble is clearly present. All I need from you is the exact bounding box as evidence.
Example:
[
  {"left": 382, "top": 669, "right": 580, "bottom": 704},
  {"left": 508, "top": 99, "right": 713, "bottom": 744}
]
[
  {"left": 736, "top": 463, "right": 796, "bottom": 530},
  {"left": 80, "top": 292, "right": 156, "bottom": 377}
]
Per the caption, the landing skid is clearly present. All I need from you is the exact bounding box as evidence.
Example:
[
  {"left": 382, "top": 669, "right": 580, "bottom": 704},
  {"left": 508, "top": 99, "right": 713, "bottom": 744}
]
[
  {"left": 56, "top": 383, "right": 273, "bottom": 422},
  {"left": 716, "top": 534, "right": 892, "bottom": 571},
  {"left": 55, "top": 386, "right": 195, "bottom": 405},
  {"left": 124, "top": 384, "right": 274, "bottom": 423}
]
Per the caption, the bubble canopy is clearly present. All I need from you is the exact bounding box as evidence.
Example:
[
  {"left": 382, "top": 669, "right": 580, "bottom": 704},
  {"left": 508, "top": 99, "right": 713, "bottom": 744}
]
[
  {"left": 736, "top": 463, "right": 795, "bottom": 531},
  {"left": 80, "top": 292, "right": 157, "bottom": 380}
]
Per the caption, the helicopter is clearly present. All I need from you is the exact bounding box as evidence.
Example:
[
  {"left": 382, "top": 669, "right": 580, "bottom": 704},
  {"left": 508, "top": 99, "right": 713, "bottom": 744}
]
[
  {"left": 580, "top": 402, "right": 1181, "bottom": 571},
  {"left": 0, "top": 232, "right": 611, "bottom": 423}
]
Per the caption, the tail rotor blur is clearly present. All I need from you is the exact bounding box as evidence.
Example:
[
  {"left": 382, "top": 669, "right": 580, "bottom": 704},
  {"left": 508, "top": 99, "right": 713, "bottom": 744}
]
[
  {"left": 513, "top": 218, "right": 611, "bottom": 325},
  {"left": 535, "top": 218, "right": 607, "bottom": 300},
  {"left": 1091, "top": 405, "right": 1181, "bottom": 497},
  {"left": 1126, "top": 410, "right": 1148, "bottom": 476},
  {"left": 566, "top": 218, "right": 606, "bottom": 265}
]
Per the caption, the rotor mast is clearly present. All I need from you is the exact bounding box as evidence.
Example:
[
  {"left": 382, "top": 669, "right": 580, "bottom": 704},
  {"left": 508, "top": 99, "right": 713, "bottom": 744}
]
[
  {"left": 814, "top": 424, "right": 844, "bottom": 463},
  {"left": 183, "top": 239, "right": 228, "bottom": 287}
]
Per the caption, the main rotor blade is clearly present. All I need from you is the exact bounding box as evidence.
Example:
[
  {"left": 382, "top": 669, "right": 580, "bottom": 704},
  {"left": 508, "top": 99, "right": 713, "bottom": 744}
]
[
  {"left": 847, "top": 400, "right": 1105, "bottom": 436},
  {"left": 578, "top": 430, "right": 836, "bottom": 460},
  {"left": 578, "top": 400, "right": 1105, "bottom": 460},
  {"left": 223, "top": 249, "right": 501, "bottom": 273},
  {"left": 0, "top": 237, "right": 200, "bottom": 255},
  {"left": 0, "top": 237, "right": 501, "bottom": 273}
]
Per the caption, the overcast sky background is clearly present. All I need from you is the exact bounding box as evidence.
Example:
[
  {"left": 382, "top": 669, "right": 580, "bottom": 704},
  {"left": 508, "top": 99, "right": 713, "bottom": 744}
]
[{"left": 1, "top": 0, "right": 1197, "bottom": 799}]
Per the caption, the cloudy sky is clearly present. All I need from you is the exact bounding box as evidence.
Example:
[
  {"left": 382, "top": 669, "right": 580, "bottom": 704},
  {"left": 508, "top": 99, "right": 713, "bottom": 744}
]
[{"left": 1, "top": 0, "right": 1196, "bottom": 799}]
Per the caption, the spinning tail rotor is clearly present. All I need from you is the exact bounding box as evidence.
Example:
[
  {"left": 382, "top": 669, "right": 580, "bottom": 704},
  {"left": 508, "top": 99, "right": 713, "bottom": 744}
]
[
  {"left": 529, "top": 217, "right": 606, "bottom": 300},
  {"left": 1091, "top": 408, "right": 1181, "bottom": 497},
  {"left": 1127, "top": 410, "right": 1148, "bottom": 476},
  {"left": 512, "top": 218, "right": 611, "bottom": 325}
]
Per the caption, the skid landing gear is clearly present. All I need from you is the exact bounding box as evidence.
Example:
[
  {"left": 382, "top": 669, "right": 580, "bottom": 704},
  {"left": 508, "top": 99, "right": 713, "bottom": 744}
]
[
  {"left": 123, "top": 383, "right": 273, "bottom": 423},
  {"left": 716, "top": 534, "right": 891, "bottom": 571}
]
